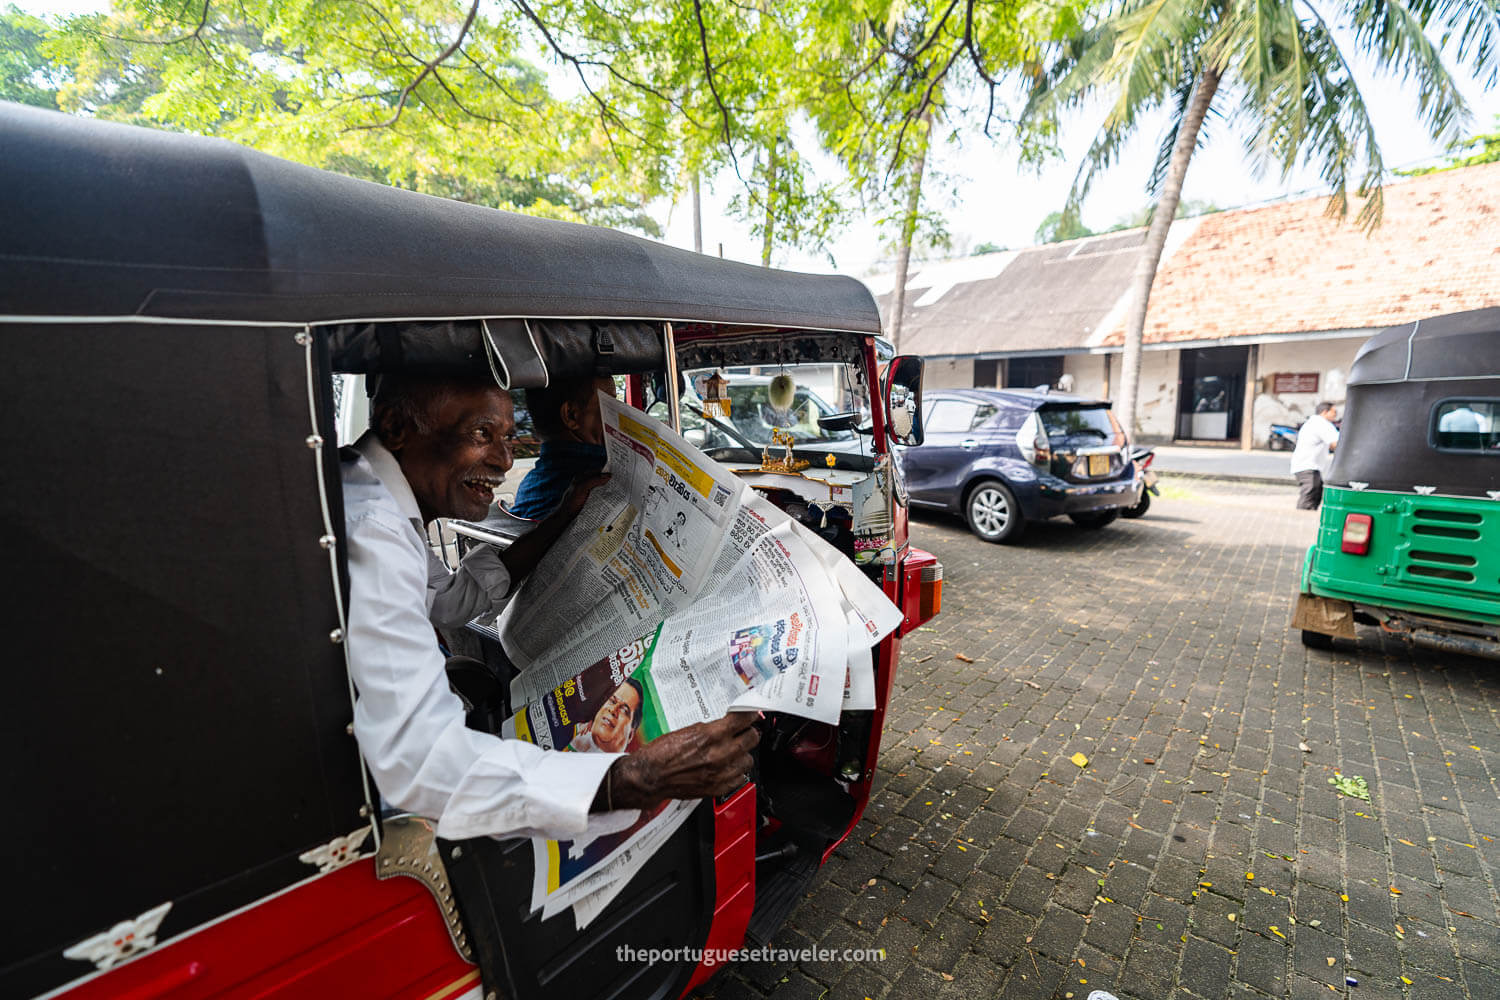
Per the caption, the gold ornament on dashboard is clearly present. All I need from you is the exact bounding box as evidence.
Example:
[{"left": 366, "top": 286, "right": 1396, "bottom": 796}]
[{"left": 761, "top": 427, "right": 810, "bottom": 473}]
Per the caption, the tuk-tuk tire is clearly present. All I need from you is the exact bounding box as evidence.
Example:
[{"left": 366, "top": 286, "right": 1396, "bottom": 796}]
[
  {"left": 1300, "top": 629, "right": 1335, "bottom": 650},
  {"left": 965, "top": 480, "right": 1024, "bottom": 544}
]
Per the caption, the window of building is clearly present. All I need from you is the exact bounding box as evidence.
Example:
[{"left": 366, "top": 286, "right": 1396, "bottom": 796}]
[{"left": 1005, "top": 355, "right": 1064, "bottom": 389}]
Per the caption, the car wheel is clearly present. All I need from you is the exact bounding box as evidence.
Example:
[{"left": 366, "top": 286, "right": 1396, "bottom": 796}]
[
  {"left": 1300, "top": 629, "right": 1335, "bottom": 650},
  {"left": 966, "top": 480, "right": 1023, "bottom": 543},
  {"left": 1121, "top": 491, "right": 1150, "bottom": 519},
  {"left": 1069, "top": 510, "right": 1119, "bottom": 529}
]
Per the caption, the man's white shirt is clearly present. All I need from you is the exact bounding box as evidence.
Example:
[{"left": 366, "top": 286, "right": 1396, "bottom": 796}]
[
  {"left": 342, "top": 430, "right": 620, "bottom": 841},
  {"left": 1290, "top": 413, "right": 1339, "bottom": 478}
]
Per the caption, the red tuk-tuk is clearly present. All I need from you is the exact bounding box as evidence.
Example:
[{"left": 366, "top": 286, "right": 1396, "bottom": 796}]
[{"left": 1, "top": 102, "right": 940, "bottom": 1000}]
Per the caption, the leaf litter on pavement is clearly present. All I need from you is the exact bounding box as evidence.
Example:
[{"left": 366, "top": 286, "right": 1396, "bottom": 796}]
[{"left": 1328, "top": 773, "right": 1372, "bottom": 802}]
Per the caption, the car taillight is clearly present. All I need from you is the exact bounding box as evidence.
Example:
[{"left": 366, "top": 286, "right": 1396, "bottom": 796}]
[{"left": 1341, "top": 513, "right": 1373, "bottom": 555}]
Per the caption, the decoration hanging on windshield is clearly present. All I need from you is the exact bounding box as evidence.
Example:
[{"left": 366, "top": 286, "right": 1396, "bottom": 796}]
[{"left": 702, "top": 370, "right": 731, "bottom": 419}]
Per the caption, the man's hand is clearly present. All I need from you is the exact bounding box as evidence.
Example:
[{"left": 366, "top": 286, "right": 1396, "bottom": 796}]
[
  {"left": 594, "top": 712, "right": 760, "bottom": 812},
  {"left": 552, "top": 471, "right": 611, "bottom": 522},
  {"left": 501, "top": 472, "right": 609, "bottom": 582}
]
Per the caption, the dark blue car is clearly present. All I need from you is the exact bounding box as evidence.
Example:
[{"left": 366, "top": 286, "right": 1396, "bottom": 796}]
[{"left": 903, "top": 388, "right": 1143, "bottom": 543}]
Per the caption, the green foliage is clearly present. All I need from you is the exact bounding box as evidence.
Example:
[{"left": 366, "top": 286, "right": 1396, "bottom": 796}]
[
  {"left": 1035, "top": 208, "right": 1095, "bottom": 242},
  {"left": 14, "top": 0, "right": 1087, "bottom": 264},
  {"left": 43, "top": 1, "right": 678, "bottom": 230},
  {"left": 1022, "top": 0, "right": 1499, "bottom": 230},
  {"left": 1398, "top": 116, "right": 1500, "bottom": 175},
  {"left": 1, "top": 4, "right": 61, "bottom": 108}
]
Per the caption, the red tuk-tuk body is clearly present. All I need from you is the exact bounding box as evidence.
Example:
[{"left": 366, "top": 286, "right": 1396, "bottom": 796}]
[{"left": 0, "top": 102, "right": 937, "bottom": 1000}]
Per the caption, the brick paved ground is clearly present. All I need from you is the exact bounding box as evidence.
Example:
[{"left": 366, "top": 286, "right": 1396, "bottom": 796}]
[{"left": 700, "top": 478, "right": 1500, "bottom": 1000}]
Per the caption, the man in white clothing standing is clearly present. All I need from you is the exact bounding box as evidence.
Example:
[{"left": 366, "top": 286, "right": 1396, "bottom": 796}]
[
  {"left": 341, "top": 373, "right": 757, "bottom": 844},
  {"left": 1290, "top": 401, "right": 1340, "bottom": 510}
]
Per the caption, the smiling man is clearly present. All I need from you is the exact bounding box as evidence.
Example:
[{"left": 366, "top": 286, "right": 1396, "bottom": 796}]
[
  {"left": 569, "top": 678, "right": 645, "bottom": 754},
  {"left": 341, "top": 373, "right": 757, "bottom": 843}
]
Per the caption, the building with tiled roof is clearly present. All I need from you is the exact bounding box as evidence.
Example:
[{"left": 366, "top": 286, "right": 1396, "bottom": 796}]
[{"left": 870, "top": 162, "right": 1500, "bottom": 445}]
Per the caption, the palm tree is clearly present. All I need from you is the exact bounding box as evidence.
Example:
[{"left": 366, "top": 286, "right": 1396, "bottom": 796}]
[{"left": 1024, "top": 0, "right": 1498, "bottom": 438}]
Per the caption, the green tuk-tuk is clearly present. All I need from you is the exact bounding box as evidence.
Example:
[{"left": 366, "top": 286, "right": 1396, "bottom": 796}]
[{"left": 1293, "top": 307, "right": 1500, "bottom": 659}]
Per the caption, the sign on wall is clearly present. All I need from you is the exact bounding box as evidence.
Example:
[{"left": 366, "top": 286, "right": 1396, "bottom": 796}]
[{"left": 1272, "top": 372, "right": 1319, "bottom": 394}]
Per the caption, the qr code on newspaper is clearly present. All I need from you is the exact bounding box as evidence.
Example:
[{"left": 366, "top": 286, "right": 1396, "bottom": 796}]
[{"left": 710, "top": 484, "right": 732, "bottom": 508}]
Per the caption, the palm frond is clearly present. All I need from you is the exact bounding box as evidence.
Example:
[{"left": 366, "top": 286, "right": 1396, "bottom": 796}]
[
  {"left": 1346, "top": 0, "right": 1469, "bottom": 142},
  {"left": 1065, "top": 117, "right": 1135, "bottom": 217},
  {"left": 1096, "top": 0, "right": 1213, "bottom": 132},
  {"left": 1282, "top": 8, "right": 1386, "bottom": 229},
  {"left": 1403, "top": 0, "right": 1500, "bottom": 88}
]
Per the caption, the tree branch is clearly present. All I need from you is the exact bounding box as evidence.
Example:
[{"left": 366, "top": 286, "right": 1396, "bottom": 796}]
[{"left": 348, "top": 0, "right": 480, "bottom": 131}]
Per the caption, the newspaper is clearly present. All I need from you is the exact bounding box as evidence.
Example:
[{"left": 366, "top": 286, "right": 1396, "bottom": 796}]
[{"left": 497, "top": 393, "right": 903, "bottom": 926}]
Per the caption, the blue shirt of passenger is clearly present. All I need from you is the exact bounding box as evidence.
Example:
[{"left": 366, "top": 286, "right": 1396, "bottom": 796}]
[{"left": 508, "top": 441, "right": 608, "bottom": 520}]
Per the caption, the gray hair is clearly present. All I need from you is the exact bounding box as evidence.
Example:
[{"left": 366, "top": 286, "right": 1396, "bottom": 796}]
[{"left": 371, "top": 373, "right": 498, "bottom": 444}]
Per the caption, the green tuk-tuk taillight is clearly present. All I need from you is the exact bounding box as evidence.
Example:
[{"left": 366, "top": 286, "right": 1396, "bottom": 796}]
[{"left": 1341, "top": 513, "right": 1373, "bottom": 555}]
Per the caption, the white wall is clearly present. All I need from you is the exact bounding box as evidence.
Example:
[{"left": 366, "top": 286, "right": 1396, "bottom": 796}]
[
  {"left": 1135, "top": 350, "right": 1180, "bottom": 440},
  {"left": 934, "top": 335, "right": 1364, "bottom": 444},
  {"left": 1248, "top": 337, "right": 1363, "bottom": 447},
  {"left": 923, "top": 357, "right": 974, "bottom": 390},
  {"left": 1062, "top": 354, "right": 1112, "bottom": 400}
]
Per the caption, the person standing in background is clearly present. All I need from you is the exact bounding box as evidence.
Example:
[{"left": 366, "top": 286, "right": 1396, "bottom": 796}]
[{"left": 1290, "top": 401, "right": 1340, "bottom": 510}]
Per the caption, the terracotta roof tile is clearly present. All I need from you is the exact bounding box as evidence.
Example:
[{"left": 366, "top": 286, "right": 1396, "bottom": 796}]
[{"left": 1101, "top": 162, "right": 1500, "bottom": 345}]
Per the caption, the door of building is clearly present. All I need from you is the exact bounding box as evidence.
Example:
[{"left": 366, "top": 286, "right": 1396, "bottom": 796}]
[{"left": 1176, "top": 346, "right": 1247, "bottom": 441}]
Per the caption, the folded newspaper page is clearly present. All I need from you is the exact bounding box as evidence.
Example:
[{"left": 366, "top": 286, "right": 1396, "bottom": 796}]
[{"left": 497, "top": 393, "right": 903, "bottom": 926}]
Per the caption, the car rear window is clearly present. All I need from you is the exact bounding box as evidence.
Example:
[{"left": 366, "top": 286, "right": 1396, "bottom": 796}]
[
  {"left": 1432, "top": 399, "right": 1500, "bottom": 453},
  {"left": 1041, "top": 406, "right": 1119, "bottom": 446},
  {"left": 923, "top": 399, "right": 999, "bottom": 434}
]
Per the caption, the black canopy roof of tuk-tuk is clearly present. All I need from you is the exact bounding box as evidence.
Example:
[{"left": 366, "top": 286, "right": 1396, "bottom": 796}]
[
  {"left": 0, "top": 103, "right": 881, "bottom": 334},
  {"left": 1329, "top": 307, "right": 1500, "bottom": 498},
  {"left": 1346, "top": 307, "right": 1500, "bottom": 385}
]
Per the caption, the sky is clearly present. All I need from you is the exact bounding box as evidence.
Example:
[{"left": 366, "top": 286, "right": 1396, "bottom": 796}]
[
  {"left": 19, "top": 0, "right": 1500, "bottom": 278},
  {"left": 673, "top": 48, "right": 1500, "bottom": 277}
]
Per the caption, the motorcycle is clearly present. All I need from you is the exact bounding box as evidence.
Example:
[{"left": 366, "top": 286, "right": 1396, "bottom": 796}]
[
  {"left": 1124, "top": 445, "right": 1158, "bottom": 518},
  {"left": 1268, "top": 422, "right": 1300, "bottom": 450}
]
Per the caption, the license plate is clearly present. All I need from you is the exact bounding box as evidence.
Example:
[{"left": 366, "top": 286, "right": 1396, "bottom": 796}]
[{"left": 1088, "top": 454, "right": 1110, "bottom": 476}]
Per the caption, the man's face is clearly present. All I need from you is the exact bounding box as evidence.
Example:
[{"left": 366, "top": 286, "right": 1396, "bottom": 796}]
[
  {"left": 591, "top": 681, "right": 642, "bottom": 753},
  {"left": 1324, "top": 407, "right": 1339, "bottom": 422},
  {"left": 565, "top": 376, "right": 619, "bottom": 446},
  {"left": 395, "top": 386, "right": 514, "bottom": 523}
]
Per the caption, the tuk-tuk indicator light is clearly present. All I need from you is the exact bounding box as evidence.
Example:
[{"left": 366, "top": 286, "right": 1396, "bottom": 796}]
[{"left": 1342, "top": 514, "right": 1373, "bottom": 555}]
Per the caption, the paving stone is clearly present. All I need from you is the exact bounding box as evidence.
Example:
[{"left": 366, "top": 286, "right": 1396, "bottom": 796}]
[
  {"left": 1179, "top": 935, "right": 1233, "bottom": 999},
  {"left": 743, "top": 490, "right": 1500, "bottom": 1000},
  {"left": 1028, "top": 904, "right": 1086, "bottom": 961}
]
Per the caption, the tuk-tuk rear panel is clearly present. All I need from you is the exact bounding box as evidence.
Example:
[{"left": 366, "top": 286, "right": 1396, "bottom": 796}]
[
  {"left": 2, "top": 321, "right": 369, "bottom": 997},
  {"left": 1309, "top": 487, "right": 1500, "bottom": 623}
]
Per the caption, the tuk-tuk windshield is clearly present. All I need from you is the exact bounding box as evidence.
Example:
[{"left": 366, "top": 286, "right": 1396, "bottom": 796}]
[{"left": 676, "top": 364, "right": 869, "bottom": 452}]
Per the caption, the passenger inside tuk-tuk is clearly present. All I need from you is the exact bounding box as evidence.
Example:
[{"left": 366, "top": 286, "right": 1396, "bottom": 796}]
[
  {"left": 508, "top": 374, "right": 619, "bottom": 520},
  {"left": 341, "top": 370, "right": 758, "bottom": 841}
]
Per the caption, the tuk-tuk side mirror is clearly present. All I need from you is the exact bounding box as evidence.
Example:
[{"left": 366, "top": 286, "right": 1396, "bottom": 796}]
[{"left": 885, "top": 355, "right": 924, "bottom": 446}]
